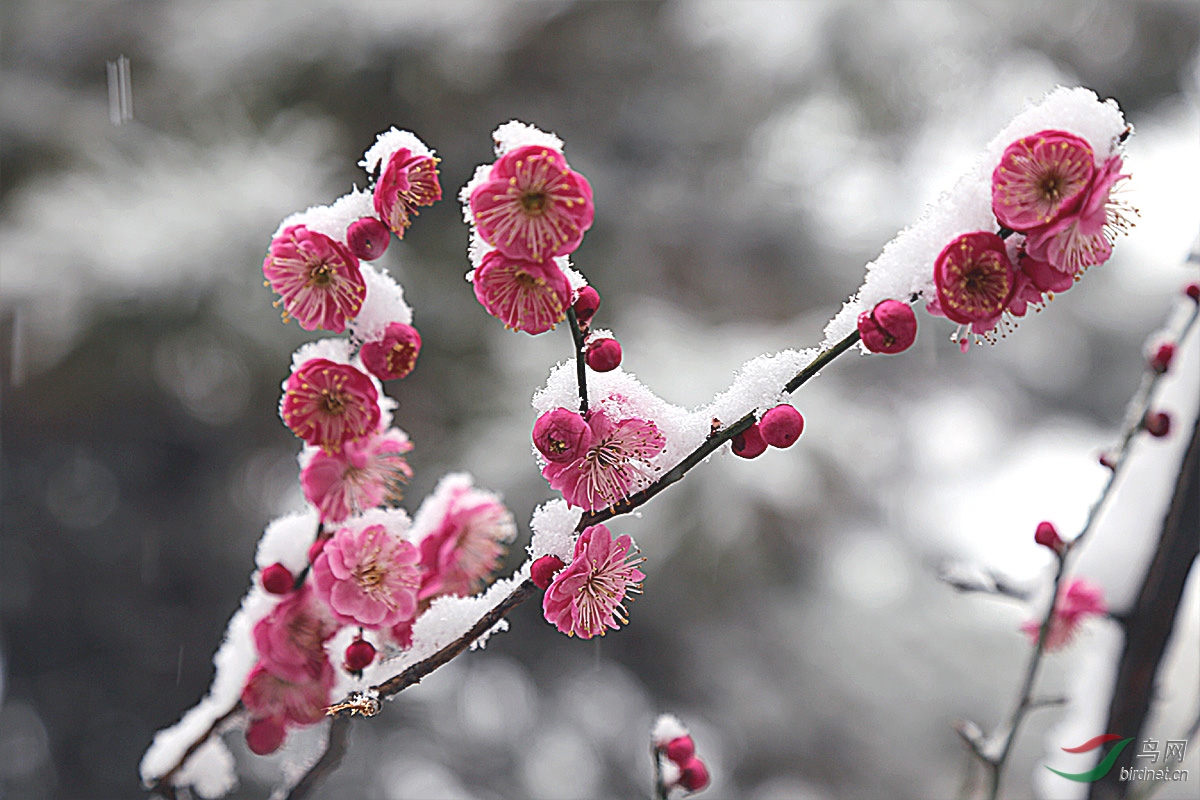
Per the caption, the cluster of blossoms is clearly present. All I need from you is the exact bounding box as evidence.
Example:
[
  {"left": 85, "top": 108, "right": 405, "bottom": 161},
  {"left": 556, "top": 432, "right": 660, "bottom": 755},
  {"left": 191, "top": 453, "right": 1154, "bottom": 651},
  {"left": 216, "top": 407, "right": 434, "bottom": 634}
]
[
  {"left": 652, "top": 715, "right": 711, "bottom": 796},
  {"left": 238, "top": 131, "right": 519, "bottom": 754}
]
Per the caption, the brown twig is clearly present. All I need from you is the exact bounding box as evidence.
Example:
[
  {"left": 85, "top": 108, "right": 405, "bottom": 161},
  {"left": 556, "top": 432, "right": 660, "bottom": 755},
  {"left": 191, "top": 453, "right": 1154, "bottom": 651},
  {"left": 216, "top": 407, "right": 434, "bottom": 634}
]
[{"left": 286, "top": 715, "right": 352, "bottom": 800}]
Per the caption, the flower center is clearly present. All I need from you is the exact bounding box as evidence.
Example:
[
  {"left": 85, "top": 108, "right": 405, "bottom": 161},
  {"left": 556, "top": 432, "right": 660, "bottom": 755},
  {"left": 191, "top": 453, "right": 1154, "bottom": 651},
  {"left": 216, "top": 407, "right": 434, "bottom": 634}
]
[
  {"left": 309, "top": 261, "right": 334, "bottom": 287},
  {"left": 320, "top": 389, "right": 347, "bottom": 415},
  {"left": 387, "top": 343, "right": 417, "bottom": 375},
  {"left": 1038, "top": 173, "right": 1063, "bottom": 201},
  {"left": 520, "top": 191, "right": 547, "bottom": 215},
  {"left": 515, "top": 270, "right": 544, "bottom": 289}
]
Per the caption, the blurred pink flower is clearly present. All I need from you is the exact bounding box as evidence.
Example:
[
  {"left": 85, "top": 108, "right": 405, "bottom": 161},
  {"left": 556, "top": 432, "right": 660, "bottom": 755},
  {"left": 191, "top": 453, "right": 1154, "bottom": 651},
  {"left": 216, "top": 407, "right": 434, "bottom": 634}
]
[
  {"left": 473, "top": 250, "right": 572, "bottom": 334},
  {"left": 542, "top": 524, "right": 644, "bottom": 639},
  {"left": 470, "top": 144, "right": 594, "bottom": 262},
  {"left": 262, "top": 224, "right": 365, "bottom": 332},
  {"left": 373, "top": 148, "right": 441, "bottom": 236},
  {"left": 301, "top": 428, "right": 413, "bottom": 524},
  {"left": 992, "top": 130, "right": 1094, "bottom": 231},
  {"left": 418, "top": 485, "right": 516, "bottom": 600},
  {"left": 281, "top": 359, "right": 380, "bottom": 453},
  {"left": 1024, "top": 154, "right": 1131, "bottom": 276},
  {"left": 252, "top": 585, "right": 340, "bottom": 684},
  {"left": 312, "top": 522, "right": 421, "bottom": 628},
  {"left": 1022, "top": 577, "right": 1108, "bottom": 651},
  {"left": 542, "top": 407, "right": 665, "bottom": 512},
  {"left": 241, "top": 659, "right": 335, "bottom": 753}
]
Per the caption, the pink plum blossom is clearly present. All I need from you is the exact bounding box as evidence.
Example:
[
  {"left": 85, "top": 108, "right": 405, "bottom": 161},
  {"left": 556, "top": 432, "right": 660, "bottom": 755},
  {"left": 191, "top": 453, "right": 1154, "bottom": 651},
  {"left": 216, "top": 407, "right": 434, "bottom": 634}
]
[
  {"left": 473, "top": 249, "right": 572, "bottom": 334},
  {"left": 931, "top": 231, "right": 1015, "bottom": 328},
  {"left": 263, "top": 225, "right": 366, "bottom": 332},
  {"left": 992, "top": 130, "right": 1094, "bottom": 231},
  {"left": 1021, "top": 577, "right": 1107, "bottom": 651},
  {"left": 541, "top": 407, "right": 666, "bottom": 512},
  {"left": 359, "top": 322, "right": 422, "bottom": 381},
  {"left": 469, "top": 144, "right": 594, "bottom": 262},
  {"left": 533, "top": 408, "right": 593, "bottom": 463},
  {"left": 312, "top": 522, "right": 421, "bottom": 628},
  {"left": 1024, "top": 154, "right": 1131, "bottom": 276},
  {"left": 542, "top": 524, "right": 645, "bottom": 639},
  {"left": 373, "top": 148, "right": 442, "bottom": 236},
  {"left": 252, "top": 585, "right": 340, "bottom": 684},
  {"left": 417, "top": 485, "right": 516, "bottom": 600},
  {"left": 241, "top": 658, "right": 335, "bottom": 751},
  {"left": 301, "top": 428, "right": 413, "bottom": 524},
  {"left": 281, "top": 359, "right": 381, "bottom": 453}
]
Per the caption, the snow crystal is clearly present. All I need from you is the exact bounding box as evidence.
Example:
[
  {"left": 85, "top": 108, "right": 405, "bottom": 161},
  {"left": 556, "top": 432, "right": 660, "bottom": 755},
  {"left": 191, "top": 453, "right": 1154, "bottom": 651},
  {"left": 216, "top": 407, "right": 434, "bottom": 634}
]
[
  {"left": 529, "top": 498, "right": 582, "bottom": 561},
  {"left": 491, "top": 120, "right": 565, "bottom": 156},
  {"left": 822, "top": 86, "right": 1128, "bottom": 351},
  {"left": 172, "top": 736, "right": 238, "bottom": 799},
  {"left": 346, "top": 262, "right": 414, "bottom": 345},
  {"left": 458, "top": 164, "right": 493, "bottom": 224},
  {"left": 255, "top": 508, "right": 319, "bottom": 573},
  {"left": 559, "top": 257, "right": 587, "bottom": 293},
  {"left": 359, "top": 128, "right": 435, "bottom": 176},
  {"left": 344, "top": 506, "right": 413, "bottom": 539},
  {"left": 272, "top": 189, "right": 374, "bottom": 242},
  {"left": 652, "top": 713, "right": 689, "bottom": 745}
]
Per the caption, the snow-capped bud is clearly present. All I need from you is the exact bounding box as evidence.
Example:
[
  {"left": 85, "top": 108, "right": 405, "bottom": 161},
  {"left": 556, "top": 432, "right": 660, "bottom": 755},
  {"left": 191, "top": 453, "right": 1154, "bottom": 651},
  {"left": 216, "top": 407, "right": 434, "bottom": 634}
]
[
  {"left": 346, "top": 216, "right": 390, "bottom": 261},
  {"left": 261, "top": 563, "right": 295, "bottom": 595},
  {"left": 857, "top": 299, "right": 917, "bottom": 354},
  {"left": 732, "top": 423, "right": 767, "bottom": 459},
  {"left": 573, "top": 286, "right": 600, "bottom": 325},
  {"left": 1186, "top": 282, "right": 1200, "bottom": 303},
  {"left": 1144, "top": 411, "right": 1171, "bottom": 438},
  {"left": 533, "top": 408, "right": 593, "bottom": 463},
  {"left": 759, "top": 404, "right": 804, "bottom": 448},
  {"left": 678, "top": 757, "right": 710, "bottom": 792},
  {"left": 531, "top": 555, "right": 566, "bottom": 590},
  {"left": 1149, "top": 342, "right": 1175, "bottom": 374},
  {"left": 1098, "top": 452, "right": 1117, "bottom": 471},
  {"left": 245, "top": 716, "right": 286, "bottom": 756},
  {"left": 1034, "top": 521, "right": 1065, "bottom": 555},
  {"left": 586, "top": 337, "right": 622, "bottom": 372},
  {"left": 344, "top": 638, "right": 376, "bottom": 672},
  {"left": 665, "top": 735, "right": 695, "bottom": 764}
]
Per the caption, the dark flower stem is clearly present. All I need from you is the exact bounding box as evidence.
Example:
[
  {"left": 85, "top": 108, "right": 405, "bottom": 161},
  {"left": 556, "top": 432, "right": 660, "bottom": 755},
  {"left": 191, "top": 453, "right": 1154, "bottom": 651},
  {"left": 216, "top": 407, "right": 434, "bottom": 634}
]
[{"left": 567, "top": 306, "right": 589, "bottom": 414}]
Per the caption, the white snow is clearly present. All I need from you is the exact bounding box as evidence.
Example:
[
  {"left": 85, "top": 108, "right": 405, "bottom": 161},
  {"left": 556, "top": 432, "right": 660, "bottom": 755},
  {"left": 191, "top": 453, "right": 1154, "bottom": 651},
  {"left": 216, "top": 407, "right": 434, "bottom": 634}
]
[
  {"left": 346, "top": 262, "right": 414, "bottom": 345},
  {"left": 272, "top": 188, "right": 374, "bottom": 242},
  {"left": 359, "top": 128, "right": 436, "bottom": 176}
]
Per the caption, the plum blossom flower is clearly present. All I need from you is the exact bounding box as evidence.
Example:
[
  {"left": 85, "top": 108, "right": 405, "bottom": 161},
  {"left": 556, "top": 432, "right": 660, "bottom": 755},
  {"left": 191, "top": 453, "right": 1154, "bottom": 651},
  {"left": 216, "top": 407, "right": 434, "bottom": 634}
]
[
  {"left": 469, "top": 144, "right": 594, "bottom": 262},
  {"left": 312, "top": 522, "right": 421, "bottom": 628},
  {"left": 241, "top": 658, "right": 335, "bottom": 754},
  {"left": 417, "top": 485, "right": 516, "bottom": 600},
  {"left": 542, "top": 524, "right": 645, "bottom": 639},
  {"left": 301, "top": 428, "right": 414, "bottom": 524},
  {"left": 533, "top": 408, "right": 593, "bottom": 463},
  {"left": 932, "top": 231, "right": 1015, "bottom": 327},
  {"left": 359, "top": 322, "right": 422, "bottom": 381},
  {"left": 992, "top": 130, "right": 1094, "bottom": 231},
  {"left": 473, "top": 250, "right": 572, "bottom": 334},
  {"left": 541, "top": 407, "right": 666, "bottom": 512},
  {"left": 281, "top": 359, "right": 381, "bottom": 453},
  {"left": 1024, "top": 154, "right": 1132, "bottom": 276},
  {"left": 1021, "top": 577, "right": 1107, "bottom": 651},
  {"left": 263, "top": 225, "right": 366, "bottom": 332},
  {"left": 374, "top": 148, "right": 442, "bottom": 236},
  {"left": 252, "top": 586, "right": 340, "bottom": 684}
]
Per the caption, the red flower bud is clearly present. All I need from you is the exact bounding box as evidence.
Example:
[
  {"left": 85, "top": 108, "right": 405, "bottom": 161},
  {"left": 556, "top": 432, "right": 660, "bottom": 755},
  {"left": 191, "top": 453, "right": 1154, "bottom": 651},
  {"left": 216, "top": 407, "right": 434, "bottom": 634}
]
[
  {"left": 1150, "top": 342, "right": 1175, "bottom": 374},
  {"left": 1034, "top": 521, "right": 1064, "bottom": 555},
  {"left": 573, "top": 286, "right": 600, "bottom": 325},
  {"left": 346, "top": 216, "right": 390, "bottom": 261},
  {"left": 857, "top": 299, "right": 917, "bottom": 354},
  {"left": 261, "top": 563, "right": 295, "bottom": 595},
  {"left": 531, "top": 555, "right": 566, "bottom": 590},
  {"left": 344, "top": 637, "right": 376, "bottom": 672},
  {"left": 586, "top": 338, "right": 622, "bottom": 372},
  {"left": 678, "top": 757, "right": 710, "bottom": 792},
  {"left": 1144, "top": 411, "right": 1171, "bottom": 438},
  {"left": 732, "top": 423, "right": 767, "bottom": 459},
  {"left": 759, "top": 404, "right": 805, "bottom": 448},
  {"left": 1185, "top": 282, "right": 1200, "bottom": 303},
  {"left": 245, "top": 716, "right": 286, "bottom": 755},
  {"left": 665, "top": 735, "right": 695, "bottom": 764}
]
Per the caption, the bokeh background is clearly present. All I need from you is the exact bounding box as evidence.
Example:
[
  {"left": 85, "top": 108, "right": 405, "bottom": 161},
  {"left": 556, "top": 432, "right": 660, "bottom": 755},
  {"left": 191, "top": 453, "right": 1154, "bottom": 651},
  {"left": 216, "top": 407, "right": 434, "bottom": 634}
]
[{"left": 2, "top": 2, "right": 1198, "bottom": 798}]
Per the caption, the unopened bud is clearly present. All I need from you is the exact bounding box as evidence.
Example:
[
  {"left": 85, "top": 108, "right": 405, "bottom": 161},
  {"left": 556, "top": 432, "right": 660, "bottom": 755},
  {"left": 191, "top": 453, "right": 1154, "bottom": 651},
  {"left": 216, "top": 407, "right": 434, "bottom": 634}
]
[
  {"left": 344, "top": 638, "right": 376, "bottom": 672},
  {"left": 1149, "top": 342, "right": 1175, "bottom": 374},
  {"left": 1034, "top": 521, "right": 1064, "bottom": 555},
  {"left": 732, "top": 423, "right": 767, "bottom": 459},
  {"left": 759, "top": 404, "right": 805, "bottom": 448},
  {"left": 346, "top": 216, "right": 390, "bottom": 261},
  {"left": 665, "top": 735, "right": 695, "bottom": 764},
  {"left": 1144, "top": 411, "right": 1171, "bottom": 438},
  {"left": 586, "top": 337, "right": 622, "bottom": 372},
  {"left": 261, "top": 563, "right": 295, "bottom": 595},
  {"left": 1185, "top": 282, "right": 1200, "bottom": 303},
  {"left": 678, "top": 757, "right": 710, "bottom": 792},
  {"left": 857, "top": 299, "right": 917, "bottom": 354},
  {"left": 246, "top": 716, "right": 286, "bottom": 756},
  {"left": 573, "top": 286, "right": 600, "bottom": 325},
  {"left": 531, "top": 555, "right": 566, "bottom": 590}
]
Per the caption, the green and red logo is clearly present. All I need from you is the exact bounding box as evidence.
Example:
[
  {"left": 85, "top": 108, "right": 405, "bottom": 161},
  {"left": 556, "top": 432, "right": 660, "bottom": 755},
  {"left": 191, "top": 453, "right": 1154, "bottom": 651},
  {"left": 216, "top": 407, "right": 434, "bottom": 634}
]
[{"left": 1047, "top": 735, "right": 1134, "bottom": 782}]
